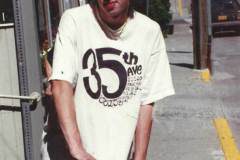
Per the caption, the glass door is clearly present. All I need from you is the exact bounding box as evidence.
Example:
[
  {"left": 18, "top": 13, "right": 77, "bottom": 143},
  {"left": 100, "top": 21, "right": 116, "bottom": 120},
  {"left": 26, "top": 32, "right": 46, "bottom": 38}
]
[{"left": 0, "top": 1, "right": 24, "bottom": 159}]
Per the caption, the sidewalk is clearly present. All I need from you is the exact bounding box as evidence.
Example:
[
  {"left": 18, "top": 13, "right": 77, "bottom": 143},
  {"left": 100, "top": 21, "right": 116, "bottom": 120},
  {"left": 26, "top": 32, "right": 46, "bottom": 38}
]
[{"left": 147, "top": 19, "right": 240, "bottom": 160}]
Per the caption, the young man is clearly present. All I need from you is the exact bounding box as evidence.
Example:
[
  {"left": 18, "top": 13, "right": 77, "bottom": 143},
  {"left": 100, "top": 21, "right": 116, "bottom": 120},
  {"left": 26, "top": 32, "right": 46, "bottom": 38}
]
[{"left": 49, "top": 0, "right": 174, "bottom": 159}]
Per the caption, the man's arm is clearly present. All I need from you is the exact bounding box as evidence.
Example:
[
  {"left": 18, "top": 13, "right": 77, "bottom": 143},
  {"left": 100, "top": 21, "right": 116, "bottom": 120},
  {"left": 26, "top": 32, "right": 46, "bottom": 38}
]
[
  {"left": 52, "top": 80, "right": 95, "bottom": 160},
  {"left": 43, "top": 58, "right": 52, "bottom": 96},
  {"left": 134, "top": 104, "right": 153, "bottom": 160}
]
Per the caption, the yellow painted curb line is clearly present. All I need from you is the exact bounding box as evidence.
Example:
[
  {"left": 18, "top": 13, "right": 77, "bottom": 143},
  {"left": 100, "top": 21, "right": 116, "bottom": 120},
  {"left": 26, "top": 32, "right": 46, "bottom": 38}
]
[
  {"left": 200, "top": 69, "right": 211, "bottom": 82},
  {"left": 214, "top": 118, "right": 240, "bottom": 160}
]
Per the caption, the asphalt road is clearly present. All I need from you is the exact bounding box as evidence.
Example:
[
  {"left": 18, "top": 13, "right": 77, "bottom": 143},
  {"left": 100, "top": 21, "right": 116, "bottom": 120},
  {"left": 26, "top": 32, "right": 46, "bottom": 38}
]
[{"left": 147, "top": 21, "right": 240, "bottom": 160}]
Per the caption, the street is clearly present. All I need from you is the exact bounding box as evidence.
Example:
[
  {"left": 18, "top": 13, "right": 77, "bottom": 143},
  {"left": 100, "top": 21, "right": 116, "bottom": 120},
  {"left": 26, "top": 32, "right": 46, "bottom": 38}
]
[{"left": 147, "top": 19, "right": 240, "bottom": 160}]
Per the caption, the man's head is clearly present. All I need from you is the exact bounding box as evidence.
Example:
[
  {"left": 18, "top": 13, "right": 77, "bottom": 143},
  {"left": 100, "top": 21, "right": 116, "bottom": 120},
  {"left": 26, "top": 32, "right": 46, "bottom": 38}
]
[
  {"left": 89, "top": 0, "right": 133, "bottom": 16},
  {"left": 88, "top": 0, "right": 134, "bottom": 39},
  {"left": 88, "top": 0, "right": 133, "bottom": 27}
]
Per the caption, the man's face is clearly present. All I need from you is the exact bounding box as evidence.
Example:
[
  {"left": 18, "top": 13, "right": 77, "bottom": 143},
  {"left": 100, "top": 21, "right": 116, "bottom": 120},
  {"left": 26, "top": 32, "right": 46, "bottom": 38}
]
[{"left": 96, "top": 0, "right": 130, "bottom": 18}]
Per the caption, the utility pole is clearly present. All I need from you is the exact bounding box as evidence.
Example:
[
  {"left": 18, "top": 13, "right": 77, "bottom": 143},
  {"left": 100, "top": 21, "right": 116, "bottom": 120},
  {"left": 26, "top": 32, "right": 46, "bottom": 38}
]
[
  {"left": 192, "top": 0, "right": 200, "bottom": 68},
  {"left": 192, "top": 0, "right": 212, "bottom": 71}
]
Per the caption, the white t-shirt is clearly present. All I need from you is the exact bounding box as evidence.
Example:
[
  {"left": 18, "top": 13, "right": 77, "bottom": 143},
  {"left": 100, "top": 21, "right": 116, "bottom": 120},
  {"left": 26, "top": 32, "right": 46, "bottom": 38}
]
[{"left": 50, "top": 4, "right": 174, "bottom": 160}]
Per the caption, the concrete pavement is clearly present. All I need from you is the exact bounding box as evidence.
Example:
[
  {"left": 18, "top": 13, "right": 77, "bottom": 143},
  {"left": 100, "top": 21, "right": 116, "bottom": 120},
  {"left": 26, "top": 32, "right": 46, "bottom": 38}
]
[{"left": 147, "top": 18, "right": 240, "bottom": 160}]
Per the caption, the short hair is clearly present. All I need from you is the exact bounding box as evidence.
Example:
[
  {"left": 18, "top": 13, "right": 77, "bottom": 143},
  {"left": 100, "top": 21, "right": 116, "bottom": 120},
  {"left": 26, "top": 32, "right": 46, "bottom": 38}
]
[{"left": 87, "top": 0, "right": 134, "bottom": 18}]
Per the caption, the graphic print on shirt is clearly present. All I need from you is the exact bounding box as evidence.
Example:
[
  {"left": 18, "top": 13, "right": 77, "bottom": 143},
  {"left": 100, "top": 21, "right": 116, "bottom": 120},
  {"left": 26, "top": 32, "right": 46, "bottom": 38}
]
[{"left": 82, "top": 47, "right": 142, "bottom": 107}]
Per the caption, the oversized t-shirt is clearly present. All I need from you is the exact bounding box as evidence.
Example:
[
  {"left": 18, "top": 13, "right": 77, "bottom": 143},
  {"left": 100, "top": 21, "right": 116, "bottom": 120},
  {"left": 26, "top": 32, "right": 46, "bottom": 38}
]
[{"left": 50, "top": 4, "right": 174, "bottom": 160}]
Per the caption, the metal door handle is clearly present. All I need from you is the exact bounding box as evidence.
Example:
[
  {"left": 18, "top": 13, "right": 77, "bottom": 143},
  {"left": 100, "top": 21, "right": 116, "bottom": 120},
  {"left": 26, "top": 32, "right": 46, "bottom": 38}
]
[{"left": 0, "top": 92, "right": 41, "bottom": 104}]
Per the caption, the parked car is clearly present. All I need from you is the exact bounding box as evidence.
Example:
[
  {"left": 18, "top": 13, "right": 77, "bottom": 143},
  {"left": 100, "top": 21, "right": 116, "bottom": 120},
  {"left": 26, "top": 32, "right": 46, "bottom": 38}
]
[{"left": 211, "top": 0, "right": 240, "bottom": 34}]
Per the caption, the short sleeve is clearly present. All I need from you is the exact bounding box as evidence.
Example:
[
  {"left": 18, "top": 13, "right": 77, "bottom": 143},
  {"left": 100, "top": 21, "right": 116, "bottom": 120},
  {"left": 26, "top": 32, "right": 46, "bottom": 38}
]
[
  {"left": 140, "top": 27, "right": 175, "bottom": 105},
  {"left": 50, "top": 11, "right": 78, "bottom": 85}
]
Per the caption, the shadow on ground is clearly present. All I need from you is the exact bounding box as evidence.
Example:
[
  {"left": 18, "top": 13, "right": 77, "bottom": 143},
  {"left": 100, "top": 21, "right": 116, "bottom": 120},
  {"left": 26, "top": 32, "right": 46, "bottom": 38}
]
[{"left": 170, "top": 63, "right": 194, "bottom": 69}]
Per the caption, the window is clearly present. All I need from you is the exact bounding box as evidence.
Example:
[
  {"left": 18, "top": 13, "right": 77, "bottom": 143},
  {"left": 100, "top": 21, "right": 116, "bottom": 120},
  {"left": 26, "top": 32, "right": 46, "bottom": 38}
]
[{"left": 0, "top": 0, "right": 14, "bottom": 23}]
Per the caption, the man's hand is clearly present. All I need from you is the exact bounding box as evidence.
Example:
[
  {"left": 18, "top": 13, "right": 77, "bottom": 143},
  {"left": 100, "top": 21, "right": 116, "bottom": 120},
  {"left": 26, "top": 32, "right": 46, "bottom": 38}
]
[
  {"left": 70, "top": 149, "right": 95, "bottom": 160},
  {"left": 69, "top": 143, "right": 95, "bottom": 160}
]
